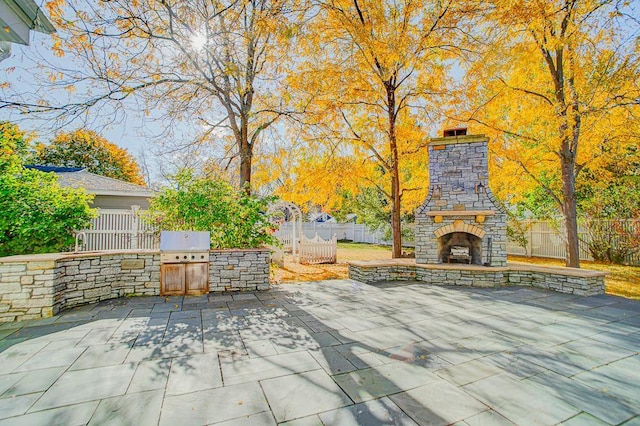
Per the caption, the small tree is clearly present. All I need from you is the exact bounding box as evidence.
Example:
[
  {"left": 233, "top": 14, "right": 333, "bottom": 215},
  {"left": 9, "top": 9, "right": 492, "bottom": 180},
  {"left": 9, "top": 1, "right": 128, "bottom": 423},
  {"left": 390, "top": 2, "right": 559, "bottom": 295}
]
[
  {"left": 506, "top": 215, "right": 530, "bottom": 257},
  {"left": 144, "top": 170, "right": 276, "bottom": 249},
  {"left": 0, "top": 123, "right": 96, "bottom": 256},
  {"left": 0, "top": 121, "right": 31, "bottom": 164},
  {"left": 35, "top": 129, "right": 145, "bottom": 185},
  {"left": 583, "top": 185, "right": 640, "bottom": 264}
]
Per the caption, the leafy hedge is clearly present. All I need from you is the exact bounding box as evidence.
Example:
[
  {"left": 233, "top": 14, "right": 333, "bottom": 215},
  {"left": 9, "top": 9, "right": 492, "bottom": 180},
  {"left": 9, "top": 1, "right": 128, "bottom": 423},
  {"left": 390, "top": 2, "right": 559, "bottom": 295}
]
[
  {"left": 143, "top": 170, "right": 276, "bottom": 249},
  {"left": 0, "top": 122, "right": 96, "bottom": 256}
]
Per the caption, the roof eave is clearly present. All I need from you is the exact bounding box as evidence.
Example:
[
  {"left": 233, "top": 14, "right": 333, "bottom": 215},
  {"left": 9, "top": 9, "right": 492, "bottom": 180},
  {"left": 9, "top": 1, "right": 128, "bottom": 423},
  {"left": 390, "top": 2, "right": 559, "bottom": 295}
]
[
  {"left": 7, "top": 0, "right": 55, "bottom": 33},
  {"left": 91, "top": 190, "right": 155, "bottom": 197}
]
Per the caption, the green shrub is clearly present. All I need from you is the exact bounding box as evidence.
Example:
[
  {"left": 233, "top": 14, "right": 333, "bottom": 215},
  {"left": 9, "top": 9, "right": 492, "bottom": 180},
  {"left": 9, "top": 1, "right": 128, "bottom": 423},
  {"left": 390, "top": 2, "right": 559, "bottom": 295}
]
[
  {"left": 582, "top": 185, "right": 640, "bottom": 264},
  {"left": 506, "top": 215, "right": 530, "bottom": 255},
  {"left": 0, "top": 165, "right": 96, "bottom": 257},
  {"left": 143, "top": 169, "right": 276, "bottom": 249},
  {"left": 1, "top": 122, "right": 96, "bottom": 256}
]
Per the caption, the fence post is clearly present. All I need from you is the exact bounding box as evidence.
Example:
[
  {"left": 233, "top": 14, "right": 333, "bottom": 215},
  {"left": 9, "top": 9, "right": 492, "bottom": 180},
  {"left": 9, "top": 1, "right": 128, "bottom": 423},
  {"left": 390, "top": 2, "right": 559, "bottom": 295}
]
[
  {"left": 130, "top": 205, "right": 140, "bottom": 250},
  {"left": 526, "top": 220, "right": 533, "bottom": 257}
]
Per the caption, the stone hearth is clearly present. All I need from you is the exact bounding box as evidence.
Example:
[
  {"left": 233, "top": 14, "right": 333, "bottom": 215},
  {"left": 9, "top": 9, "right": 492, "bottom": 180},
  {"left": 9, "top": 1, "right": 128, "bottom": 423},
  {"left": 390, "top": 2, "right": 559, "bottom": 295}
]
[{"left": 415, "top": 133, "right": 507, "bottom": 266}]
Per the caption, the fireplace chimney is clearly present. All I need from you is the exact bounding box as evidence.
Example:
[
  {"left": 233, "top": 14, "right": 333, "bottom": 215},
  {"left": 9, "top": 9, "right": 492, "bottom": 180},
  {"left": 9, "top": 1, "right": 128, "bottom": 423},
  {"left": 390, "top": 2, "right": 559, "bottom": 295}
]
[{"left": 415, "top": 132, "right": 507, "bottom": 266}]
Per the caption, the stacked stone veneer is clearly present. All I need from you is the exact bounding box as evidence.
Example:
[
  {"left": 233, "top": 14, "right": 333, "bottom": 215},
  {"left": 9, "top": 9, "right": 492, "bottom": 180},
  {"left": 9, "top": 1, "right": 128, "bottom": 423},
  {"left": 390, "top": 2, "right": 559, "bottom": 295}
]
[
  {"left": 348, "top": 261, "right": 605, "bottom": 296},
  {"left": 0, "top": 248, "right": 270, "bottom": 322},
  {"left": 209, "top": 249, "right": 270, "bottom": 292},
  {"left": 415, "top": 135, "right": 507, "bottom": 266}
]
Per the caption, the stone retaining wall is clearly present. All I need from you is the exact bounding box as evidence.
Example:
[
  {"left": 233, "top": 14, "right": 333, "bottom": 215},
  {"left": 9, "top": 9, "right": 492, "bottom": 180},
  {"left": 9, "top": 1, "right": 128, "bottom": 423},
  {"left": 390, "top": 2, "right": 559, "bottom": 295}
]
[
  {"left": 348, "top": 260, "right": 605, "bottom": 296},
  {"left": 415, "top": 266, "right": 506, "bottom": 288},
  {"left": 209, "top": 250, "right": 270, "bottom": 292},
  {"left": 59, "top": 253, "right": 161, "bottom": 311},
  {"left": 507, "top": 264, "right": 605, "bottom": 296},
  {"left": 0, "top": 248, "right": 270, "bottom": 322}
]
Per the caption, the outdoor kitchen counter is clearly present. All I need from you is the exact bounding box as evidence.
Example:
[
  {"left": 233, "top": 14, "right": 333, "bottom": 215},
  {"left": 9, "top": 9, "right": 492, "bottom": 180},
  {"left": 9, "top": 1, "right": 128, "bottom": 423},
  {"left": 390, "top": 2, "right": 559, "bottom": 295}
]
[
  {"left": 0, "top": 249, "right": 160, "bottom": 263},
  {"left": 0, "top": 247, "right": 270, "bottom": 263},
  {"left": 0, "top": 248, "right": 271, "bottom": 322}
]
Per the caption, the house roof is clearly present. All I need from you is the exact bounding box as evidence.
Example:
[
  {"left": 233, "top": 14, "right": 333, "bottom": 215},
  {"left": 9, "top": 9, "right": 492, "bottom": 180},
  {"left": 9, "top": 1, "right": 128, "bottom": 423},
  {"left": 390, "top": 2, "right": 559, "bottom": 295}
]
[
  {"left": 25, "top": 165, "right": 84, "bottom": 173},
  {"left": 25, "top": 165, "right": 154, "bottom": 197}
]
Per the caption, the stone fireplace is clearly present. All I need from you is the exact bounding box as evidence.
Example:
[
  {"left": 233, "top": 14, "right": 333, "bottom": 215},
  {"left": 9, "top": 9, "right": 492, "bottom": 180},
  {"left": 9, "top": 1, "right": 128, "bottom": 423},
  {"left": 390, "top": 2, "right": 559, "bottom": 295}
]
[
  {"left": 415, "top": 131, "right": 507, "bottom": 266},
  {"left": 349, "top": 131, "right": 605, "bottom": 293},
  {"left": 438, "top": 232, "right": 482, "bottom": 264}
]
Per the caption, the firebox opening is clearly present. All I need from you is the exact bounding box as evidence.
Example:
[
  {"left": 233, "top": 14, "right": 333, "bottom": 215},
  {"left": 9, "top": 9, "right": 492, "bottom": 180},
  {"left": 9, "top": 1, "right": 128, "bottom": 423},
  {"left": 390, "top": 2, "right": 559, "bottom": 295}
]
[{"left": 438, "top": 232, "right": 483, "bottom": 265}]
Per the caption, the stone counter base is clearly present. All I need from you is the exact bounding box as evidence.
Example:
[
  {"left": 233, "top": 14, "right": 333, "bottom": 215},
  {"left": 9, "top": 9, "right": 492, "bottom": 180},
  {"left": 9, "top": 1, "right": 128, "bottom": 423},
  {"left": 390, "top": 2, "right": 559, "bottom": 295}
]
[
  {"left": 0, "top": 249, "right": 270, "bottom": 322},
  {"left": 348, "top": 260, "right": 605, "bottom": 296}
]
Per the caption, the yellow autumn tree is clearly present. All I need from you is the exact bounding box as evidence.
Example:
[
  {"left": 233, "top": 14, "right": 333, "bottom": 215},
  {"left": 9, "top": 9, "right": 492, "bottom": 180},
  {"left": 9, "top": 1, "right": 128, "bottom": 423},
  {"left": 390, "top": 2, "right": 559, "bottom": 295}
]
[
  {"left": 284, "top": 0, "right": 473, "bottom": 257},
  {"left": 35, "top": 129, "right": 146, "bottom": 185},
  {"left": 460, "top": 0, "right": 640, "bottom": 267}
]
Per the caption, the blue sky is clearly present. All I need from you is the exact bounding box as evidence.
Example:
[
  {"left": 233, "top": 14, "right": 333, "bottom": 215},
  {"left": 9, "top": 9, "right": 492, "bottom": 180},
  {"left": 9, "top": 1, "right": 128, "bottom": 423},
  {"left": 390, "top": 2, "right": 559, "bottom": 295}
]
[
  {"left": 1, "top": 35, "right": 153, "bottom": 153},
  {"left": 0, "top": 30, "right": 216, "bottom": 184}
]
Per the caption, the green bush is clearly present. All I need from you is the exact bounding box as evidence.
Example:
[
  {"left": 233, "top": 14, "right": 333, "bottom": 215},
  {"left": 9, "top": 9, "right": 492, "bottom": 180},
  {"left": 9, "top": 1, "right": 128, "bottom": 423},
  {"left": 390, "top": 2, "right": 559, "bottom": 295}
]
[
  {"left": 1, "top": 122, "right": 96, "bottom": 257},
  {"left": 0, "top": 163, "right": 96, "bottom": 257},
  {"left": 143, "top": 170, "right": 276, "bottom": 249},
  {"left": 582, "top": 184, "right": 640, "bottom": 264}
]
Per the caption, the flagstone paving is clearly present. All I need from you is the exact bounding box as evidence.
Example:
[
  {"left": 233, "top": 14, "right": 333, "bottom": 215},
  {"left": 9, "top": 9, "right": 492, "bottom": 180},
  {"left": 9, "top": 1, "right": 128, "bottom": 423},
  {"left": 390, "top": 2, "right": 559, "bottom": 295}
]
[{"left": 0, "top": 279, "right": 638, "bottom": 425}]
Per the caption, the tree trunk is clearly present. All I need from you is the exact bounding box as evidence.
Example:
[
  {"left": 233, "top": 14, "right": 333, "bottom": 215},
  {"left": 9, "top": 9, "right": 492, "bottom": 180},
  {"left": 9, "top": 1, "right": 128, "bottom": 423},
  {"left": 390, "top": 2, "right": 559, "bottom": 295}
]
[
  {"left": 386, "top": 82, "right": 402, "bottom": 258},
  {"left": 390, "top": 169, "right": 402, "bottom": 258},
  {"left": 560, "top": 152, "right": 580, "bottom": 268},
  {"left": 239, "top": 115, "right": 252, "bottom": 193},
  {"left": 239, "top": 146, "right": 252, "bottom": 194}
]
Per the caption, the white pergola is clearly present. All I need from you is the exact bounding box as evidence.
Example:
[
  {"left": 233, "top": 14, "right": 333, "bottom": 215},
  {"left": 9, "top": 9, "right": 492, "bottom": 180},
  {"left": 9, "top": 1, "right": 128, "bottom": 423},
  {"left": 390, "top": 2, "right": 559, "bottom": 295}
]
[{"left": 267, "top": 201, "right": 303, "bottom": 260}]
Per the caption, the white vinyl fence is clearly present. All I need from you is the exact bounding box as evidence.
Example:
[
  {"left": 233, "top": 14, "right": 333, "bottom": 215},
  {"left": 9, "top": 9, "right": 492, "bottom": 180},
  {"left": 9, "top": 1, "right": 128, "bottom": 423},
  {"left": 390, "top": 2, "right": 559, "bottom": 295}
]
[
  {"left": 278, "top": 232, "right": 295, "bottom": 254},
  {"left": 299, "top": 233, "right": 338, "bottom": 264},
  {"left": 506, "top": 219, "right": 639, "bottom": 266},
  {"left": 77, "top": 208, "right": 159, "bottom": 251},
  {"left": 275, "top": 222, "right": 388, "bottom": 245}
]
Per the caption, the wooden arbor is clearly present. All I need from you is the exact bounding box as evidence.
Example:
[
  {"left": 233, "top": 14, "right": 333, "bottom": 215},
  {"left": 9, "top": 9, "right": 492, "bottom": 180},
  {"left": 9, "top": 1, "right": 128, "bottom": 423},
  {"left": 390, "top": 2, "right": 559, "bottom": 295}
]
[{"left": 268, "top": 201, "right": 303, "bottom": 262}]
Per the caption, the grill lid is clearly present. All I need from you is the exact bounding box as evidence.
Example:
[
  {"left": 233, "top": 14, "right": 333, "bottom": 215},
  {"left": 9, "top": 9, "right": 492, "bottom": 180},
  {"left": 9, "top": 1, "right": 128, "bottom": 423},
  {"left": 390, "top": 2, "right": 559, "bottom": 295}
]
[{"left": 160, "top": 231, "right": 210, "bottom": 252}]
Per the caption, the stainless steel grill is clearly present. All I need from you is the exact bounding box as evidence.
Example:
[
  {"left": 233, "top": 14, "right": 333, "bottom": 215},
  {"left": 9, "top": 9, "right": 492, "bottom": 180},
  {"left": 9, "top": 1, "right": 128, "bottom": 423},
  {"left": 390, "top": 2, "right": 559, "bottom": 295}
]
[
  {"left": 159, "top": 231, "right": 210, "bottom": 296},
  {"left": 160, "top": 231, "right": 210, "bottom": 263},
  {"left": 160, "top": 231, "right": 210, "bottom": 257}
]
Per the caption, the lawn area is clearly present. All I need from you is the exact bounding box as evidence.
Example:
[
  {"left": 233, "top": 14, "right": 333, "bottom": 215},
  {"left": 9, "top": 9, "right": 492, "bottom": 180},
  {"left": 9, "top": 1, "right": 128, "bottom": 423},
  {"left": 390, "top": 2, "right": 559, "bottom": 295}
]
[
  {"left": 271, "top": 242, "right": 640, "bottom": 300},
  {"left": 271, "top": 242, "right": 396, "bottom": 283}
]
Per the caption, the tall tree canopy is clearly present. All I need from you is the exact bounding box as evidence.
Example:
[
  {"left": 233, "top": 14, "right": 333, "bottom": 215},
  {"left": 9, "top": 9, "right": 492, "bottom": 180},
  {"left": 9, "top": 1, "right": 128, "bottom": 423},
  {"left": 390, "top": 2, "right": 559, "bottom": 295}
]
[
  {"left": 461, "top": 0, "right": 640, "bottom": 267},
  {"left": 283, "top": 0, "right": 473, "bottom": 257},
  {"left": 3, "top": 0, "right": 296, "bottom": 191},
  {"left": 35, "top": 129, "right": 146, "bottom": 185}
]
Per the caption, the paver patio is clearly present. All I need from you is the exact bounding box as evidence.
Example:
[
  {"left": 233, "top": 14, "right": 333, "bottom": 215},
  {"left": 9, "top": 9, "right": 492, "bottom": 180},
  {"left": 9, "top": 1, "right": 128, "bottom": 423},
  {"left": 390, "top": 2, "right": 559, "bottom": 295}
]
[{"left": 0, "top": 279, "right": 638, "bottom": 425}]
